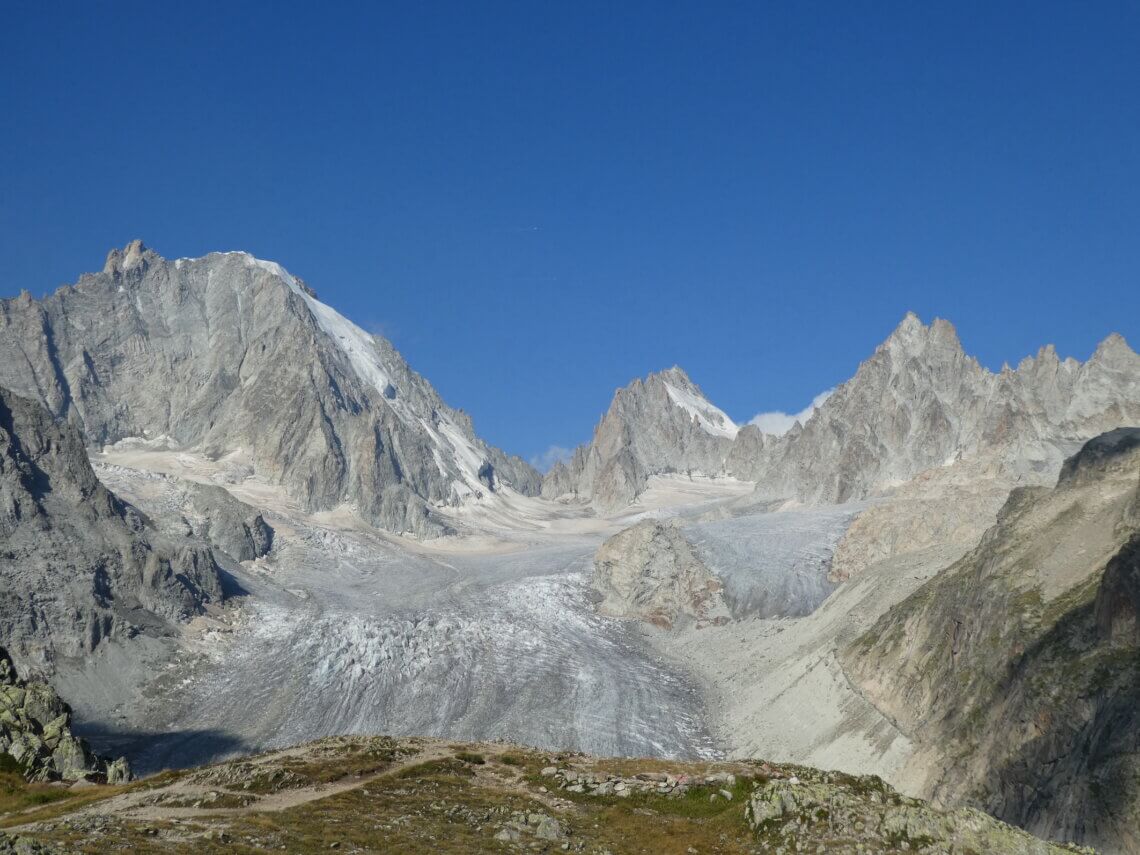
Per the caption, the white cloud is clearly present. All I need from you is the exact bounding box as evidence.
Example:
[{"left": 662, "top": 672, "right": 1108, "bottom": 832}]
[
  {"left": 748, "top": 389, "right": 834, "bottom": 436},
  {"left": 530, "top": 444, "right": 575, "bottom": 472}
]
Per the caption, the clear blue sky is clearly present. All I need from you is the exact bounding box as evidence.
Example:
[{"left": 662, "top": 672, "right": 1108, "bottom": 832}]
[{"left": 3, "top": 2, "right": 1138, "bottom": 467}]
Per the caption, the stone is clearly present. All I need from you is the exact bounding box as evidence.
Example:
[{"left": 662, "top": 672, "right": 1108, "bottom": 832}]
[
  {"left": 592, "top": 520, "right": 729, "bottom": 628},
  {"left": 0, "top": 646, "right": 130, "bottom": 784},
  {"left": 0, "top": 387, "right": 224, "bottom": 664}
]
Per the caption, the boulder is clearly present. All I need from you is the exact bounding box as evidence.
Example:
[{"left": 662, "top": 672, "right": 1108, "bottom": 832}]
[{"left": 0, "top": 648, "right": 131, "bottom": 784}]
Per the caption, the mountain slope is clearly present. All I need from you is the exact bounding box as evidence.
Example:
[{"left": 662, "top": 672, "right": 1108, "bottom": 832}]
[
  {"left": 542, "top": 367, "right": 737, "bottom": 511},
  {"left": 842, "top": 428, "right": 1140, "bottom": 853},
  {"left": 0, "top": 242, "right": 540, "bottom": 537},
  {"left": 0, "top": 385, "right": 223, "bottom": 669}
]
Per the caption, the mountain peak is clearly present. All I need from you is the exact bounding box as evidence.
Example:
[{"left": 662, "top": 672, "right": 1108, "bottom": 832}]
[
  {"left": 647, "top": 365, "right": 694, "bottom": 389},
  {"left": 103, "top": 239, "right": 151, "bottom": 275},
  {"left": 1091, "top": 332, "right": 1137, "bottom": 363},
  {"left": 881, "top": 312, "right": 963, "bottom": 357}
]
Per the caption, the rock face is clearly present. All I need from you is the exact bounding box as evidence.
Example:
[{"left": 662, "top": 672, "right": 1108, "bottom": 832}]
[
  {"left": 548, "top": 314, "right": 1140, "bottom": 510},
  {"left": 737, "top": 315, "right": 1140, "bottom": 504},
  {"left": 592, "top": 520, "right": 730, "bottom": 628},
  {"left": 543, "top": 367, "right": 737, "bottom": 511},
  {"left": 187, "top": 483, "right": 273, "bottom": 562},
  {"left": 0, "top": 648, "right": 130, "bottom": 783},
  {"left": 0, "top": 386, "right": 223, "bottom": 668},
  {"left": 0, "top": 242, "right": 540, "bottom": 537},
  {"left": 842, "top": 428, "right": 1140, "bottom": 853}
]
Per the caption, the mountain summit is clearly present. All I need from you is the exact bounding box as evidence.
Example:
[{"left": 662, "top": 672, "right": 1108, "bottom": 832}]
[
  {"left": 0, "top": 242, "right": 540, "bottom": 537},
  {"left": 542, "top": 366, "right": 737, "bottom": 510}
]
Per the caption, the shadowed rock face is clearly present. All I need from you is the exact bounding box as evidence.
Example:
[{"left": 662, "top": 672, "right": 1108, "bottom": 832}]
[
  {"left": 0, "top": 386, "right": 223, "bottom": 669},
  {"left": 0, "top": 242, "right": 540, "bottom": 538},
  {"left": 547, "top": 314, "right": 1140, "bottom": 510},
  {"left": 842, "top": 429, "right": 1140, "bottom": 853}
]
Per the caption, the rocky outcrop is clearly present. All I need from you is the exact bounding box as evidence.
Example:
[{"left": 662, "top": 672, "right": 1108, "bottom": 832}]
[
  {"left": 0, "top": 386, "right": 223, "bottom": 668},
  {"left": 0, "top": 242, "right": 540, "bottom": 538},
  {"left": 0, "top": 648, "right": 130, "bottom": 783},
  {"left": 842, "top": 428, "right": 1140, "bottom": 853},
  {"left": 543, "top": 367, "right": 736, "bottom": 511},
  {"left": 592, "top": 520, "right": 729, "bottom": 628},
  {"left": 746, "top": 771, "right": 1087, "bottom": 854},
  {"left": 187, "top": 483, "right": 273, "bottom": 562}
]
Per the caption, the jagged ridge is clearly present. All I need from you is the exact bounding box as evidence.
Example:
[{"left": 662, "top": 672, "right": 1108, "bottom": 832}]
[{"left": 546, "top": 313, "right": 1140, "bottom": 510}]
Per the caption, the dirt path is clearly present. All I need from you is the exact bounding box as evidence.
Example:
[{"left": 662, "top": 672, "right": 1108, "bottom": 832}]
[{"left": 9, "top": 741, "right": 460, "bottom": 831}]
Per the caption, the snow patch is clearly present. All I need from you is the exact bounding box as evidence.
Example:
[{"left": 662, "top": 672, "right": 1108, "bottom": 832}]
[
  {"left": 663, "top": 381, "right": 739, "bottom": 439},
  {"left": 749, "top": 389, "right": 834, "bottom": 436},
  {"left": 235, "top": 253, "right": 510, "bottom": 505}
]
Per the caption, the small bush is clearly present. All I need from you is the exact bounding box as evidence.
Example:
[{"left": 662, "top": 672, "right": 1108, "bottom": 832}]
[{"left": 455, "top": 752, "right": 485, "bottom": 765}]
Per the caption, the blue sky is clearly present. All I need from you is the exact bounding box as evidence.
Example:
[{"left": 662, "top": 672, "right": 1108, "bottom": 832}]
[{"left": 3, "top": 2, "right": 1138, "bottom": 467}]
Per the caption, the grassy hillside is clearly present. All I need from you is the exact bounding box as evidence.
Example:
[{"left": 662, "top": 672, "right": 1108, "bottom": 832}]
[{"left": 0, "top": 736, "right": 1089, "bottom": 854}]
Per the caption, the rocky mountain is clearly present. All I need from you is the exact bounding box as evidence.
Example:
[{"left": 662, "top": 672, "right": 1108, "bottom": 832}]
[
  {"left": 0, "top": 647, "right": 130, "bottom": 784},
  {"left": 0, "top": 385, "right": 223, "bottom": 669},
  {"left": 548, "top": 313, "right": 1140, "bottom": 511},
  {"left": 542, "top": 366, "right": 737, "bottom": 510},
  {"left": 842, "top": 427, "right": 1140, "bottom": 853},
  {"left": 0, "top": 241, "right": 540, "bottom": 538},
  {"left": 735, "top": 314, "right": 1140, "bottom": 504}
]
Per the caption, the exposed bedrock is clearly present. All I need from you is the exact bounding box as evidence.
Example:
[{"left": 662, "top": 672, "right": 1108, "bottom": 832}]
[
  {"left": 843, "top": 428, "right": 1140, "bottom": 853},
  {"left": 0, "top": 386, "right": 224, "bottom": 670}
]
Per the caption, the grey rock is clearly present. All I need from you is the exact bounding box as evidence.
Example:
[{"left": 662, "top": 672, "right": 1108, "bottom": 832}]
[
  {"left": 0, "top": 385, "right": 223, "bottom": 667},
  {"left": 187, "top": 483, "right": 273, "bottom": 561},
  {"left": 736, "top": 315, "right": 1140, "bottom": 503},
  {"left": 0, "top": 646, "right": 130, "bottom": 783},
  {"left": 592, "top": 520, "right": 729, "bottom": 628},
  {"left": 0, "top": 835, "right": 61, "bottom": 854},
  {"left": 0, "top": 242, "right": 540, "bottom": 538},
  {"left": 844, "top": 428, "right": 1140, "bottom": 852},
  {"left": 746, "top": 776, "right": 1074, "bottom": 853},
  {"left": 548, "top": 314, "right": 1140, "bottom": 510},
  {"left": 542, "top": 367, "right": 736, "bottom": 511}
]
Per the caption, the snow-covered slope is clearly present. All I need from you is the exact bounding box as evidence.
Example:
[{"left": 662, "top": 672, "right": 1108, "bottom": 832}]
[{"left": 662, "top": 379, "right": 739, "bottom": 439}]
